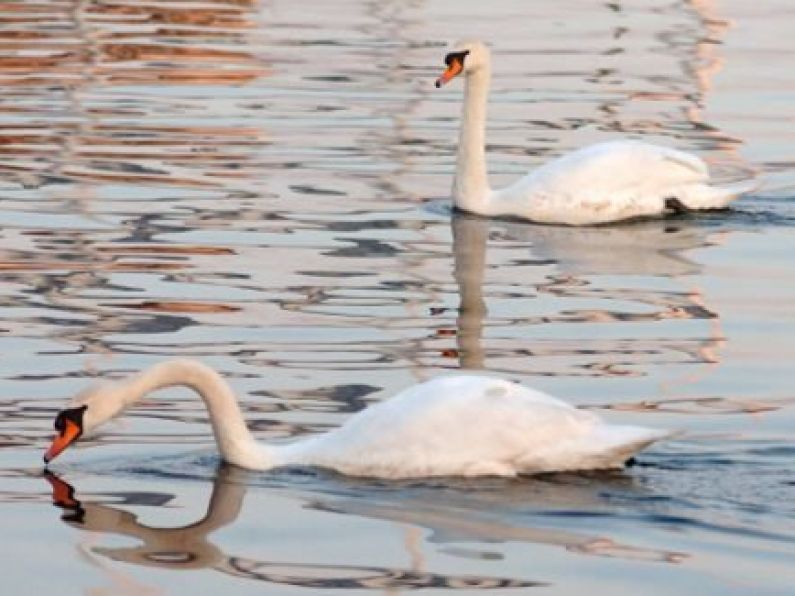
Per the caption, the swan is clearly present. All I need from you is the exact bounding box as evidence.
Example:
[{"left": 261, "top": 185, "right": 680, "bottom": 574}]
[
  {"left": 43, "top": 359, "right": 669, "bottom": 478},
  {"left": 435, "top": 40, "right": 753, "bottom": 225}
]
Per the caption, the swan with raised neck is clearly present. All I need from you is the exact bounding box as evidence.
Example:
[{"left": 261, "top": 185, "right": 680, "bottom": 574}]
[
  {"left": 44, "top": 359, "right": 671, "bottom": 478},
  {"left": 435, "top": 40, "right": 754, "bottom": 225}
]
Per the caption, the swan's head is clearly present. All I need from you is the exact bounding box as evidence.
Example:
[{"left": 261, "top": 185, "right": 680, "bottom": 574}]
[
  {"left": 435, "top": 40, "right": 490, "bottom": 88},
  {"left": 44, "top": 382, "right": 128, "bottom": 463}
]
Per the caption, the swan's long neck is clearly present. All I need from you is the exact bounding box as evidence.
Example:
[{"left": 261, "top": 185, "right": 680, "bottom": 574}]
[
  {"left": 120, "top": 360, "right": 273, "bottom": 468},
  {"left": 453, "top": 66, "right": 492, "bottom": 214}
]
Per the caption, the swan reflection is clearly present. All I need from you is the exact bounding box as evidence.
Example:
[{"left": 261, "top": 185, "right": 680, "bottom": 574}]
[
  {"left": 451, "top": 213, "right": 490, "bottom": 369},
  {"left": 453, "top": 212, "right": 723, "bottom": 280},
  {"left": 450, "top": 213, "right": 725, "bottom": 376},
  {"left": 310, "top": 472, "right": 687, "bottom": 564},
  {"left": 46, "top": 465, "right": 686, "bottom": 589},
  {"left": 45, "top": 469, "right": 538, "bottom": 590}
]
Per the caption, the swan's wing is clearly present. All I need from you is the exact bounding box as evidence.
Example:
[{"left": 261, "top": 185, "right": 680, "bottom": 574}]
[
  {"left": 493, "top": 141, "right": 715, "bottom": 224},
  {"left": 662, "top": 150, "right": 709, "bottom": 179},
  {"left": 523, "top": 140, "right": 709, "bottom": 194},
  {"left": 311, "top": 376, "right": 599, "bottom": 477}
]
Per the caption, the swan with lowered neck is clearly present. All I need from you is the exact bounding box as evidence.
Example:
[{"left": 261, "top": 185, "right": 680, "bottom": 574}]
[
  {"left": 44, "top": 359, "right": 669, "bottom": 478},
  {"left": 435, "top": 40, "right": 753, "bottom": 225}
]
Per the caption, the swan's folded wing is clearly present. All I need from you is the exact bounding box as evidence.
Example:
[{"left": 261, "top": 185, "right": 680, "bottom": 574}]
[
  {"left": 490, "top": 140, "right": 716, "bottom": 224},
  {"left": 305, "top": 376, "right": 599, "bottom": 478},
  {"left": 523, "top": 141, "right": 710, "bottom": 196},
  {"left": 661, "top": 149, "right": 709, "bottom": 179}
]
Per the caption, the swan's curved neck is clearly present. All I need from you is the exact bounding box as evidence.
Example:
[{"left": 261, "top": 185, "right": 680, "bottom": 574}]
[
  {"left": 123, "top": 360, "right": 272, "bottom": 468},
  {"left": 453, "top": 67, "right": 492, "bottom": 213}
]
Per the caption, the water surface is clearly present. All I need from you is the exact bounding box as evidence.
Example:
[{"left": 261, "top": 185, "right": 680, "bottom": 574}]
[{"left": 1, "top": 0, "right": 794, "bottom": 594}]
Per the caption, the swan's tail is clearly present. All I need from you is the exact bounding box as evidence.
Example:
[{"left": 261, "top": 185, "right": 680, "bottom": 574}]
[
  {"left": 579, "top": 425, "right": 673, "bottom": 469},
  {"left": 680, "top": 178, "right": 758, "bottom": 210}
]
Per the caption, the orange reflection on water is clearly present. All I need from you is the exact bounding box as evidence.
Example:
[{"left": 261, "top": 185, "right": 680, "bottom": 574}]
[{"left": 0, "top": 0, "right": 269, "bottom": 190}]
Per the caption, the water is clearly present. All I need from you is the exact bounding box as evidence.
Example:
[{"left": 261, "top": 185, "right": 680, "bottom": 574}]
[{"left": 1, "top": 0, "right": 794, "bottom": 593}]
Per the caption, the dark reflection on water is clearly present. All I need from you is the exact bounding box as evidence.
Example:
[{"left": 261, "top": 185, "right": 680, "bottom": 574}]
[{"left": 45, "top": 467, "right": 542, "bottom": 590}]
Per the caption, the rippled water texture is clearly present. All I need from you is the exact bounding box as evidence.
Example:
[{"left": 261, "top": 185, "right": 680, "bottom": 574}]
[{"left": 2, "top": 0, "right": 794, "bottom": 594}]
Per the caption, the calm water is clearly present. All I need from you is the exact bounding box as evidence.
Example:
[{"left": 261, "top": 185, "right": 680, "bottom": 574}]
[{"left": 2, "top": 0, "right": 794, "bottom": 593}]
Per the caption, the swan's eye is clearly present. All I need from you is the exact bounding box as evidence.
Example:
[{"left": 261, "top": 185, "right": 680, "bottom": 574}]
[
  {"left": 53, "top": 405, "right": 87, "bottom": 434},
  {"left": 444, "top": 50, "right": 470, "bottom": 67}
]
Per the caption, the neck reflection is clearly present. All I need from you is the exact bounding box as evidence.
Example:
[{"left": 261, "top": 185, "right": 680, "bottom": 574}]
[
  {"left": 452, "top": 213, "right": 490, "bottom": 369},
  {"left": 449, "top": 213, "right": 726, "bottom": 379},
  {"left": 45, "top": 469, "right": 539, "bottom": 590}
]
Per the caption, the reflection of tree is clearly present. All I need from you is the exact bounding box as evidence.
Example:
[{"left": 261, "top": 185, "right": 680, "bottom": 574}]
[{"left": 46, "top": 469, "right": 539, "bottom": 590}]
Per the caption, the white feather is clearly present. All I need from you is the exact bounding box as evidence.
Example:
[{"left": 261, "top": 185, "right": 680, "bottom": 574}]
[
  {"left": 440, "top": 41, "right": 755, "bottom": 225},
  {"left": 283, "top": 375, "right": 668, "bottom": 478},
  {"left": 52, "top": 361, "right": 670, "bottom": 479}
]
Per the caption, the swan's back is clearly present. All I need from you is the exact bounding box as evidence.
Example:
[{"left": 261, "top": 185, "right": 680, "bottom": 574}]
[
  {"left": 523, "top": 141, "right": 708, "bottom": 190},
  {"left": 284, "top": 376, "right": 665, "bottom": 478},
  {"left": 495, "top": 140, "right": 742, "bottom": 225}
]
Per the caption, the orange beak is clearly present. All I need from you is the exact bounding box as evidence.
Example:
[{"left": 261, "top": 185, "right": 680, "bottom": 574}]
[
  {"left": 435, "top": 58, "right": 464, "bottom": 88},
  {"left": 44, "top": 419, "right": 81, "bottom": 463}
]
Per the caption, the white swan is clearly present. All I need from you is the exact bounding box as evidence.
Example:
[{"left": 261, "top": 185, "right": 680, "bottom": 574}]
[
  {"left": 43, "top": 359, "right": 669, "bottom": 478},
  {"left": 435, "top": 40, "right": 753, "bottom": 225}
]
